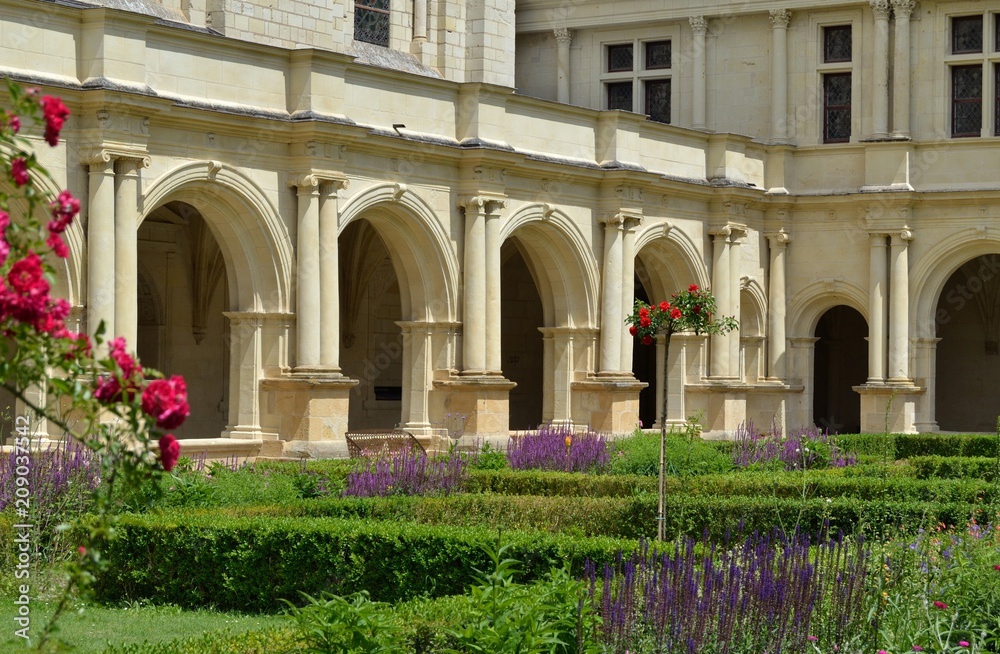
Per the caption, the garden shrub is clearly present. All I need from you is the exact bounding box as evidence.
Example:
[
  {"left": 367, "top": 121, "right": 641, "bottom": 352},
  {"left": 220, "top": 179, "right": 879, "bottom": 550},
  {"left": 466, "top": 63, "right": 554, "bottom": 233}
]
[
  {"left": 840, "top": 433, "right": 1000, "bottom": 460},
  {"left": 89, "top": 514, "right": 635, "bottom": 612},
  {"left": 101, "top": 627, "right": 300, "bottom": 654},
  {"left": 909, "top": 456, "right": 1000, "bottom": 481},
  {"left": 606, "top": 428, "right": 733, "bottom": 477},
  {"left": 467, "top": 469, "right": 657, "bottom": 497}
]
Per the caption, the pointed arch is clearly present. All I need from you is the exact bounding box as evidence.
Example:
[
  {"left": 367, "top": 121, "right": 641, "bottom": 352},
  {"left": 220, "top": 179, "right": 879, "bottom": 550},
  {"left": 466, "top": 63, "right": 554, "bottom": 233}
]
[
  {"left": 337, "top": 183, "right": 459, "bottom": 323},
  {"left": 141, "top": 161, "right": 291, "bottom": 313},
  {"left": 500, "top": 203, "right": 599, "bottom": 328}
]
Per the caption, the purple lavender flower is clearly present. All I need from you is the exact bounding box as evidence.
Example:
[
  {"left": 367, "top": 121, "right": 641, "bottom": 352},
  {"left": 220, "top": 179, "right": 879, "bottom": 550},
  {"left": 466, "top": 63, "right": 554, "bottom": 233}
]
[{"left": 506, "top": 425, "right": 609, "bottom": 473}]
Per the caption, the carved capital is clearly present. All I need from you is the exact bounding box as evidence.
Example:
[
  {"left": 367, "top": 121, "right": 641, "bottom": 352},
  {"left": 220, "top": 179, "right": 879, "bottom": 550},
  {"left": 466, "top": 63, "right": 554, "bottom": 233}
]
[
  {"left": 86, "top": 149, "right": 151, "bottom": 170},
  {"left": 458, "top": 194, "right": 508, "bottom": 216},
  {"left": 689, "top": 15, "right": 708, "bottom": 35},
  {"left": 708, "top": 225, "right": 732, "bottom": 240},
  {"left": 288, "top": 171, "right": 349, "bottom": 194},
  {"left": 896, "top": 229, "right": 914, "bottom": 242},
  {"left": 766, "top": 231, "right": 791, "bottom": 247},
  {"left": 870, "top": 0, "right": 891, "bottom": 21},
  {"left": 113, "top": 156, "right": 149, "bottom": 176},
  {"left": 891, "top": 0, "right": 916, "bottom": 19},
  {"left": 553, "top": 27, "right": 573, "bottom": 46},
  {"left": 768, "top": 9, "right": 791, "bottom": 29}
]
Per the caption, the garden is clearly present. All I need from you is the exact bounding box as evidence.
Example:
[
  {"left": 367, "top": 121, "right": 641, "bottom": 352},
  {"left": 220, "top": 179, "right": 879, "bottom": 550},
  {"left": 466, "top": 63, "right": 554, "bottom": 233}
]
[{"left": 3, "top": 421, "right": 1000, "bottom": 653}]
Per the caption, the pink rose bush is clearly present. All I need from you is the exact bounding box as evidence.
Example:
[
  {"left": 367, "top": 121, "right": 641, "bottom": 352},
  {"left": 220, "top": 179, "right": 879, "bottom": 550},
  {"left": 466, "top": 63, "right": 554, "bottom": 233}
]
[{"left": 0, "top": 79, "right": 188, "bottom": 646}]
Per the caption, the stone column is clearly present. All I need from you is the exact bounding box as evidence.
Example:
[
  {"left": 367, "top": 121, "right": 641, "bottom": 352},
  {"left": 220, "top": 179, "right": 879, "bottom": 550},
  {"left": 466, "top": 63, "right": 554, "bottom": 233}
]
[
  {"left": 599, "top": 214, "right": 624, "bottom": 373},
  {"left": 871, "top": 0, "right": 891, "bottom": 138},
  {"left": 766, "top": 231, "right": 790, "bottom": 380},
  {"left": 222, "top": 311, "right": 263, "bottom": 438},
  {"left": 709, "top": 226, "right": 732, "bottom": 378},
  {"left": 730, "top": 245, "right": 743, "bottom": 374},
  {"left": 868, "top": 233, "right": 888, "bottom": 383},
  {"left": 113, "top": 157, "right": 143, "bottom": 346},
  {"left": 294, "top": 177, "right": 321, "bottom": 370},
  {"left": 460, "top": 196, "right": 504, "bottom": 374},
  {"left": 555, "top": 28, "right": 573, "bottom": 104},
  {"left": 398, "top": 321, "right": 433, "bottom": 434},
  {"left": 413, "top": 0, "right": 427, "bottom": 41},
  {"left": 87, "top": 154, "right": 116, "bottom": 340},
  {"left": 769, "top": 9, "right": 791, "bottom": 142},
  {"left": 690, "top": 16, "right": 708, "bottom": 130},
  {"left": 318, "top": 181, "right": 345, "bottom": 371},
  {"left": 484, "top": 201, "right": 506, "bottom": 374},
  {"left": 619, "top": 216, "right": 640, "bottom": 373},
  {"left": 889, "top": 230, "right": 912, "bottom": 382},
  {"left": 891, "top": 0, "right": 916, "bottom": 138}
]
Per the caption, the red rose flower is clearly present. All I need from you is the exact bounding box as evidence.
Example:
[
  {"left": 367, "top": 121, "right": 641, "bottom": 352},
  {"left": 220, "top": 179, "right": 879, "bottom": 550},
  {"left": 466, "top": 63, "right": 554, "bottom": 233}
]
[
  {"left": 638, "top": 307, "right": 649, "bottom": 319},
  {"left": 142, "top": 376, "right": 190, "bottom": 430},
  {"left": 94, "top": 376, "right": 122, "bottom": 404},
  {"left": 693, "top": 305, "right": 701, "bottom": 313},
  {"left": 40, "top": 96, "right": 70, "bottom": 147},
  {"left": 670, "top": 308, "right": 682, "bottom": 320},
  {"left": 48, "top": 190, "right": 80, "bottom": 234},
  {"left": 158, "top": 434, "right": 181, "bottom": 472},
  {"left": 628, "top": 325, "right": 638, "bottom": 336},
  {"left": 640, "top": 316, "right": 651, "bottom": 328},
  {"left": 933, "top": 601, "right": 948, "bottom": 610},
  {"left": 641, "top": 335, "right": 654, "bottom": 346},
  {"left": 994, "top": 564, "right": 1000, "bottom": 571},
  {"left": 6, "top": 112, "right": 20, "bottom": 133},
  {"left": 109, "top": 337, "right": 142, "bottom": 380},
  {"left": 47, "top": 233, "right": 68, "bottom": 258},
  {"left": 10, "top": 157, "right": 29, "bottom": 187},
  {"left": 689, "top": 284, "right": 699, "bottom": 292},
  {"left": 659, "top": 301, "right": 670, "bottom": 312}
]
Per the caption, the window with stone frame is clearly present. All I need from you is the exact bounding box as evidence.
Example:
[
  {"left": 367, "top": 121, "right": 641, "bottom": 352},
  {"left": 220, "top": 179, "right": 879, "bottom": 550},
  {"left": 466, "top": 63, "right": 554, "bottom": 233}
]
[
  {"left": 945, "top": 13, "right": 996, "bottom": 137},
  {"left": 602, "top": 40, "right": 672, "bottom": 124},
  {"left": 819, "top": 24, "right": 852, "bottom": 143},
  {"left": 354, "top": 0, "right": 390, "bottom": 47}
]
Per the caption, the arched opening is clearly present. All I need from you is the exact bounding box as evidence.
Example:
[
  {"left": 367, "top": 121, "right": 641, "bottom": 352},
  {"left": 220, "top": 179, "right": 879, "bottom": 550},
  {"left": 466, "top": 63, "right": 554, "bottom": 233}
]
[
  {"left": 632, "top": 264, "right": 656, "bottom": 429},
  {"left": 935, "top": 254, "right": 1000, "bottom": 431},
  {"left": 339, "top": 219, "right": 404, "bottom": 430},
  {"left": 501, "top": 240, "right": 544, "bottom": 430},
  {"left": 740, "top": 287, "right": 766, "bottom": 383},
  {"left": 813, "top": 305, "right": 867, "bottom": 433},
  {"left": 139, "top": 201, "right": 229, "bottom": 438}
]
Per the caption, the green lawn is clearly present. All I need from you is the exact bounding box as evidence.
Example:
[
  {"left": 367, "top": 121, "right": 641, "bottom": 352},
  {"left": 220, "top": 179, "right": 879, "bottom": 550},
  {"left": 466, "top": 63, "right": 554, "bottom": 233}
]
[{"left": 0, "top": 591, "right": 287, "bottom": 653}]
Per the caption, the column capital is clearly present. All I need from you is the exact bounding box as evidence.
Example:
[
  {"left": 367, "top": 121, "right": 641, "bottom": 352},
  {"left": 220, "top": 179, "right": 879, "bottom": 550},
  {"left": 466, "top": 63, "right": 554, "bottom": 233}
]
[
  {"left": 458, "top": 194, "right": 508, "bottom": 215},
  {"left": 85, "top": 148, "right": 150, "bottom": 169},
  {"left": 893, "top": 229, "right": 914, "bottom": 242},
  {"left": 113, "top": 156, "right": 149, "bottom": 176},
  {"left": 867, "top": 231, "right": 890, "bottom": 243},
  {"left": 870, "top": 0, "right": 892, "bottom": 20},
  {"left": 690, "top": 15, "right": 708, "bottom": 35},
  {"left": 768, "top": 9, "right": 792, "bottom": 29},
  {"left": 598, "top": 211, "right": 641, "bottom": 228},
  {"left": 891, "top": 0, "right": 916, "bottom": 19},
  {"left": 765, "top": 231, "right": 791, "bottom": 247},
  {"left": 553, "top": 27, "right": 573, "bottom": 46},
  {"left": 709, "top": 225, "right": 732, "bottom": 240},
  {"left": 288, "top": 171, "right": 349, "bottom": 193}
]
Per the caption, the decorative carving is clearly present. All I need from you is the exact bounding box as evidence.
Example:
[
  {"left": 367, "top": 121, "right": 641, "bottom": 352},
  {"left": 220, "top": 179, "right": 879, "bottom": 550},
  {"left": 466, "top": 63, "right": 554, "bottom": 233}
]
[
  {"left": 472, "top": 166, "right": 507, "bottom": 185},
  {"left": 897, "top": 229, "right": 913, "bottom": 242},
  {"left": 85, "top": 149, "right": 152, "bottom": 170},
  {"left": 614, "top": 185, "right": 643, "bottom": 202},
  {"left": 891, "top": 0, "right": 916, "bottom": 19},
  {"left": 207, "top": 160, "right": 223, "bottom": 179},
  {"left": 392, "top": 183, "right": 407, "bottom": 200},
  {"left": 206, "top": 132, "right": 216, "bottom": 146},
  {"left": 870, "top": 0, "right": 891, "bottom": 20},
  {"left": 766, "top": 231, "right": 791, "bottom": 246},
  {"left": 553, "top": 27, "right": 573, "bottom": 46},
  {"left": 458, "top": 195, "right": 508, "bottom": 215},
  {"left": 708, "top": 225, "right": 732, "bottom": 240},
  {"left": 689, "top": 15, "right": 708, "bottom": 34},
  {"left": 768, "top": 9, "right": 791, "bottom": 29}
]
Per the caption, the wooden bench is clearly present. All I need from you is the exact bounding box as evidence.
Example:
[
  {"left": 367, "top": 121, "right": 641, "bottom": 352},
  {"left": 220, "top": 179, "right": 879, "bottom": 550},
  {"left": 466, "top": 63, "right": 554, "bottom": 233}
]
[{"left": 345, "top": 429, "right": 426, "bottom": 458}]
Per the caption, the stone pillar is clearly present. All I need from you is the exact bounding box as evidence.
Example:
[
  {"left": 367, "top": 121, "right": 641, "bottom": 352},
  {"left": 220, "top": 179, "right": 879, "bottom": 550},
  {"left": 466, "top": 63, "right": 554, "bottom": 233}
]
[
  {"left": 871, "top": 0, "right": 891, "bottom": 138},
  {"left": 113, "top": 157, "right": 143, "bottom": 346},
  {"left": 460, "top": 196, "right": 505, "bottom": 375},
  {"left": 555, "top": 28, "right": 573, "bottom": 104},
  {"left": 868, "top": 233, "right": 888, "bottom": 383},
  {"left": 599, "top": 214, "right": 624, "bottom": 373},
  {"left": 914, "top": 337, "right": 940, "bottom": 431},
  {"left": 398, "top": 321, "right": 433, "bottom": 434},
  {"left": 413, "top": 0, "right": 427, "bottom": 41},
  {"left": 766, "top": 231, "right": 790, "bottom": 380},
  {"left": 889, "top": 230, "right": 913, "bottom": 382},
  {"left": 539, "top": 327, "right": 575, "bottom": 426},
  {"left": 318, "top": 181, "right": 345, "bottom": 371},
  {"left": 730, "top": 245, "right": 743, "bottom": 375},
  {"left": 769, "top": 9, "right": 791, "bottom": 142},
  {"left": 87, "top": 154, "right": 116, "bottom": 340},
  {"left": 294, "top": 178, "right": 321, "bottom": 370},
  {"left": 484, "top": 204, "right": 504, "bottom": 374},
  {"left": 709, "top": 226, "right": 732, "bottom": 378},
  {"left": 690, "top": 16, "right": 708, "bottom": 130},
  {"left": 891, "top": 0, "right": 915, "bottom": 138},
  {"left": 222, "top": 311, "right": 263, "bottom": 439},
  {"left": 619, "top": 216, "right": 640, "bottom": 373}
]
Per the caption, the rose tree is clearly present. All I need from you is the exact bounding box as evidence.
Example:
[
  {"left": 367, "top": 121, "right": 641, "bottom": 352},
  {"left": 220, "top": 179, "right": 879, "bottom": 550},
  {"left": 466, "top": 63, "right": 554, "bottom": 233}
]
[
  {"left": 2, "top": 79, "right": 189, "bottom": 649},
  {"left": 625, "top": 284, "right": 738, "bottom": 540}
]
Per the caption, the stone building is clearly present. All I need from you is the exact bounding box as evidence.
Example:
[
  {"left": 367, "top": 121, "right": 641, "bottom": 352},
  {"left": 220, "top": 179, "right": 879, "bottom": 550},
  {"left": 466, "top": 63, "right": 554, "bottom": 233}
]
[{"left": 2, "top": 0, "right": 999, "bottom": 454}]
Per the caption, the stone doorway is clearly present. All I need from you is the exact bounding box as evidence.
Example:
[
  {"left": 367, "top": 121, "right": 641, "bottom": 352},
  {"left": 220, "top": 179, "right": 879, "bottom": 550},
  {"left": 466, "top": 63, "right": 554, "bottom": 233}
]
[
  {"left": 813, "top": 305, "right": 867, "bottom": 434},
  {"left": 501, "top": 240, "right": 544, "bottom": 430}
]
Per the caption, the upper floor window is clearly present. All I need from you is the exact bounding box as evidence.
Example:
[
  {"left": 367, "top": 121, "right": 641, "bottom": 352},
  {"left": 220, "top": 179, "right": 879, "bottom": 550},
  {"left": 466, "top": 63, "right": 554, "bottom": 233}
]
[
  {"left": 952, "top": 64, "right": 983, "bottom": 137},
  {"left": 355, "top": 0, "right": 389, "bottom": 47},
  {"left": 952, "top": 15, "right": 984, "bottom": 54},
  {"left": 820, "top": 25, "right": 852, "bottom": 143},
  {"left": 603, "top": 40, "right": 672, "bottom": 124}
]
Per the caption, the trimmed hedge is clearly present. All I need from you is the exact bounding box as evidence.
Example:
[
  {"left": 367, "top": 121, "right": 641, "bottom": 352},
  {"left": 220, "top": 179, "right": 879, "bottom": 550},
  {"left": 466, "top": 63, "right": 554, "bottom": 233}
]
[
  {"left": 910, "top": 456, "right": 1000, "bottom": 481},
  {"left": 90, "top": 514, "right": 636, "bottom": 612},
  {"left": 101, "top": 627, "right": 300, "bottom": 654},
  {"left": 835, "top": 433, "right": 1000, "bottom": 460},
  {"left": 467, "top": 469, "right": 658, "bottom": 496}
]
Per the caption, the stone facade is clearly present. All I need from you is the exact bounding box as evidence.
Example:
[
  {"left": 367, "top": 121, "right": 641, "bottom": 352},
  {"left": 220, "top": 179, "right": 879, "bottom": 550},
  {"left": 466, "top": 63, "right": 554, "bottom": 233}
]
[{"left": 4, "top": 0, "right": 1000, "bottom": 452}]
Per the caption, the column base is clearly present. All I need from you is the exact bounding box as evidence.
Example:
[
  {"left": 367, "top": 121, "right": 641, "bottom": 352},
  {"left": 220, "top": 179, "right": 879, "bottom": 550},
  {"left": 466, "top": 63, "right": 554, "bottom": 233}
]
[
  {"left": 260, "top": 374, "right": 359, "bottom": 442},
  {"left": 853, "top": 383, "right": 924, "bottom": 434},
  {"left": 571, "top": 375, "right": 646, "bottom": 435},
  {"left": 431, "top": 374, "right": 516, "bottom": 444}
]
